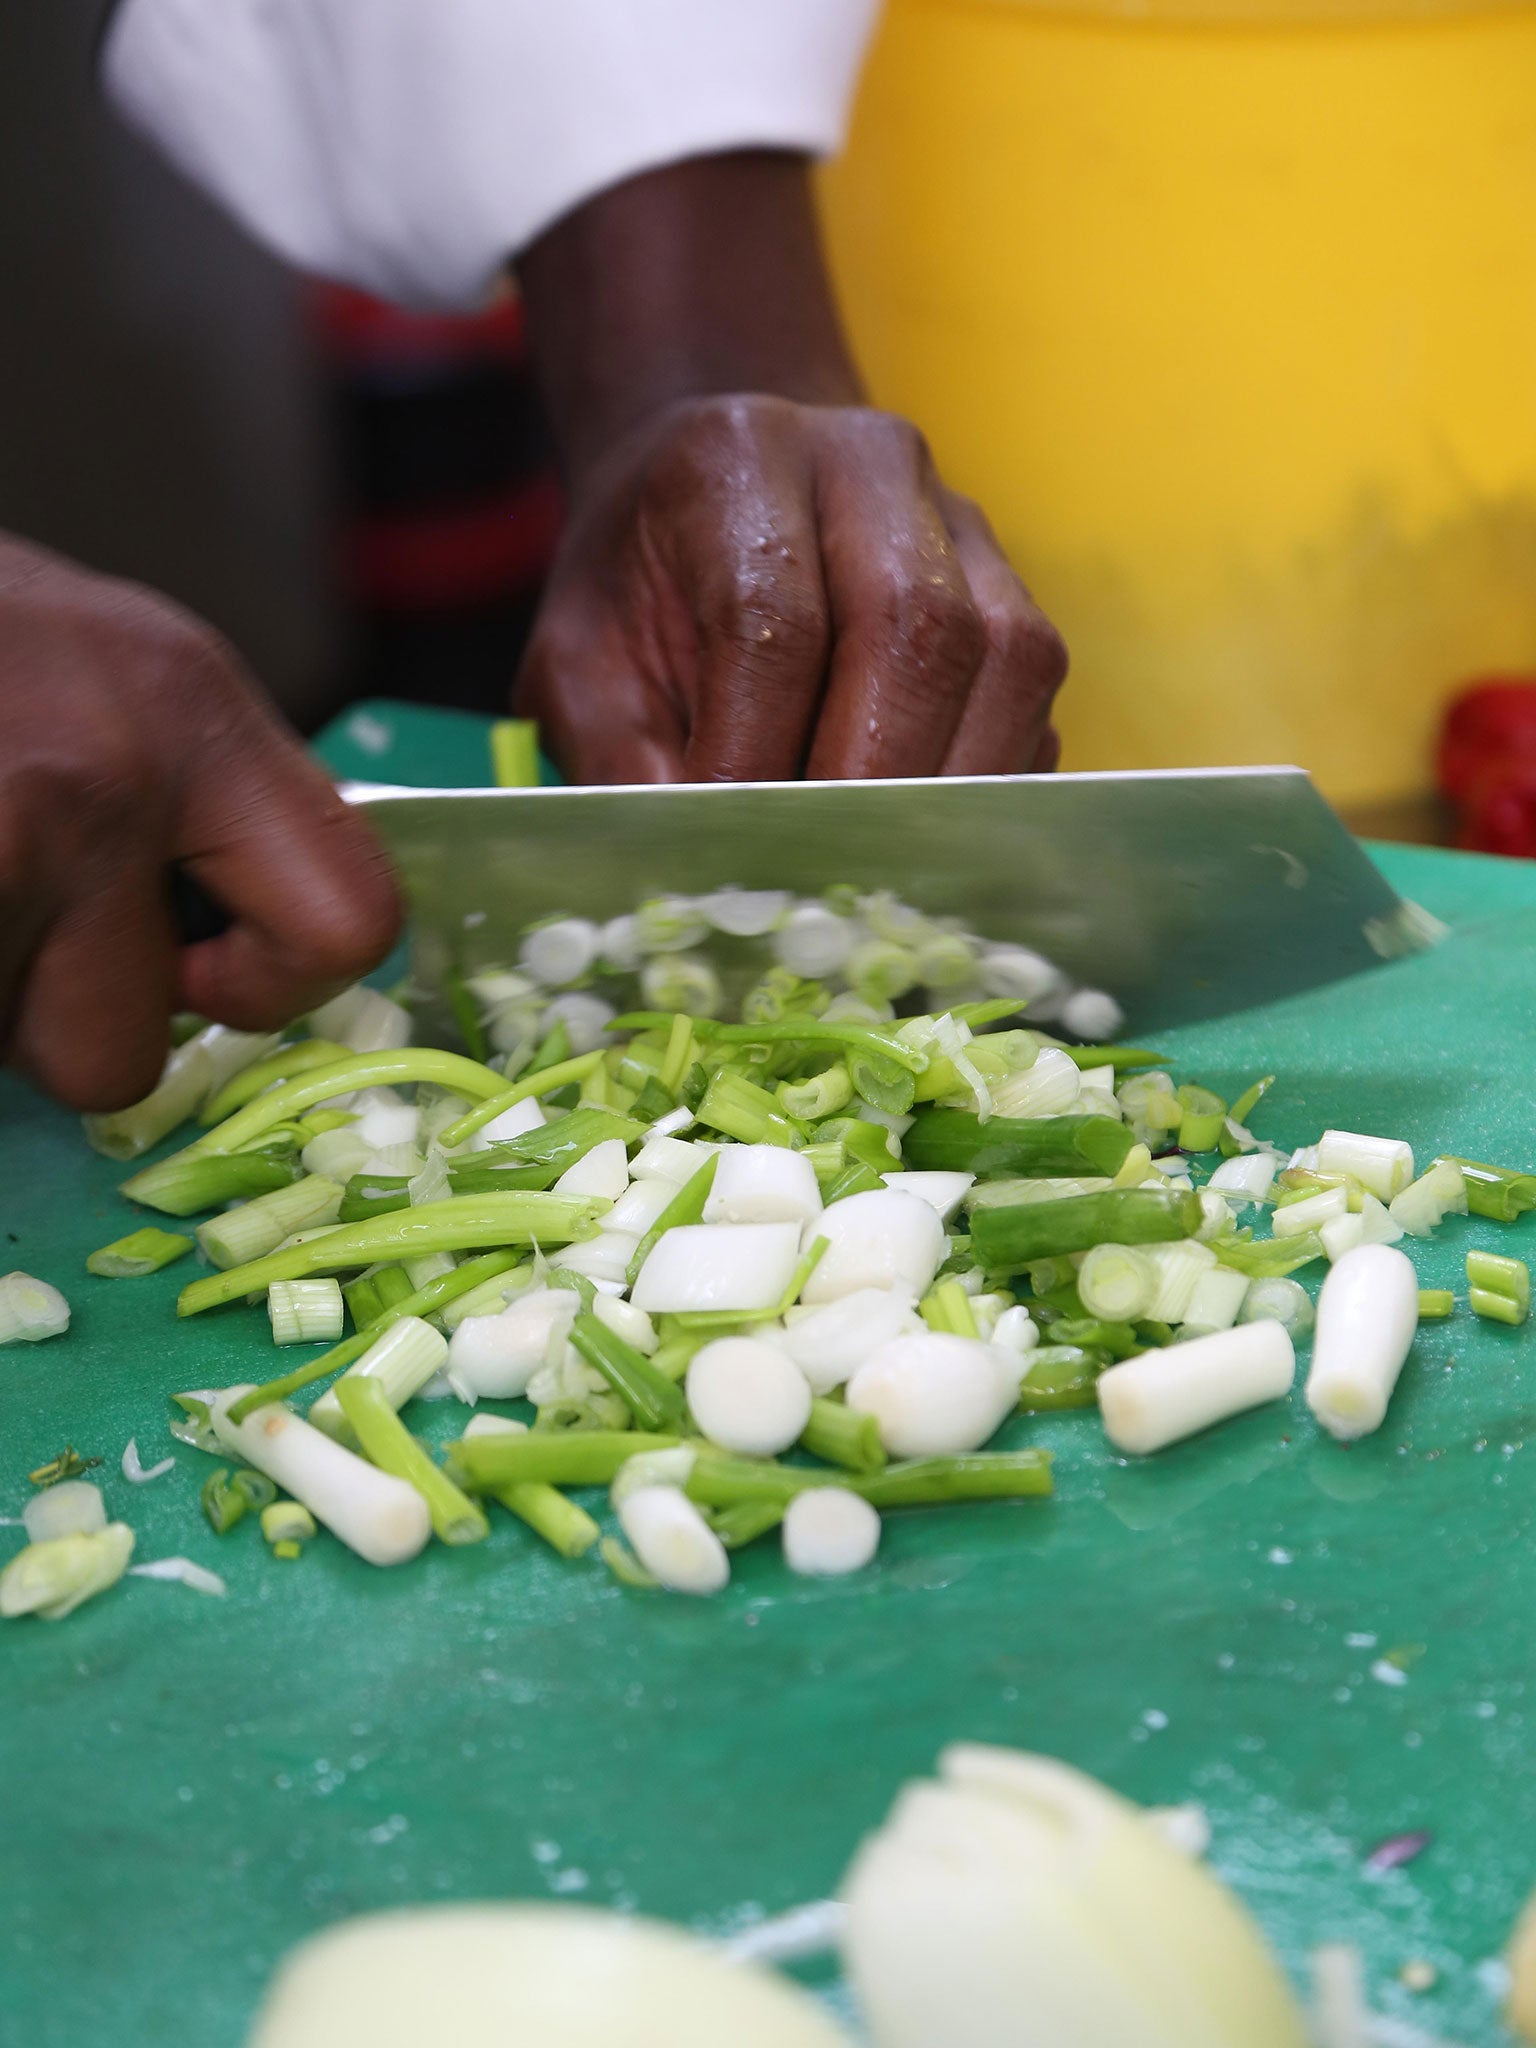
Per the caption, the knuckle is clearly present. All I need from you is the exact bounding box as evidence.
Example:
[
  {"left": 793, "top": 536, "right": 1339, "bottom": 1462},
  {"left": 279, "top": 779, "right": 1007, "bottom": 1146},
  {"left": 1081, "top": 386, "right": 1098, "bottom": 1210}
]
[
  {"left": 869, "top": 567, "right": 984, "bottom": 685},
  {"left": 710, "top": 566, "right": 825, "bottom": 661},
  {"left": 996, "top": 606, "right": 1069, "bottom": 691}
]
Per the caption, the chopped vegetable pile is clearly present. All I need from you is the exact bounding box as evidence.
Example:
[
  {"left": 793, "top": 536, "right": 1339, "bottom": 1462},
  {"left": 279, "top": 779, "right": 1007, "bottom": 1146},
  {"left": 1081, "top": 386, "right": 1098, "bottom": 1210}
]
[{"left": 2, "top": 888, "right": 1531, "bottom": 1619}]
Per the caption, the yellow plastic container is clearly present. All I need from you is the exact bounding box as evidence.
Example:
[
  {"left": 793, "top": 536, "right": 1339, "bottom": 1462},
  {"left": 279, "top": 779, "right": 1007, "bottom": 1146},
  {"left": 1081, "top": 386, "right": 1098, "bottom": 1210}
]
[{"left": 820, "top": 0, "right": 1536, "bottom": 805}]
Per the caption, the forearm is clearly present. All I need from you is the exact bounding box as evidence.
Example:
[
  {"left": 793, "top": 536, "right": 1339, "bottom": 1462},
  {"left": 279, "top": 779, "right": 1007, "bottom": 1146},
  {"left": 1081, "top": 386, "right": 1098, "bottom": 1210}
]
[{"left": 516, "top": 150, "right": 864, "bottom": 485}]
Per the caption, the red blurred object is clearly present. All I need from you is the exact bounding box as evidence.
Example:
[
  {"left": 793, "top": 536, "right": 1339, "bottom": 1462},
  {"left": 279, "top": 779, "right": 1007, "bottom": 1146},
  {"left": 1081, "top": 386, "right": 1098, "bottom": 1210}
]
[{"left": 1437, "top": 680, "right": 1536, "bottom": 858}]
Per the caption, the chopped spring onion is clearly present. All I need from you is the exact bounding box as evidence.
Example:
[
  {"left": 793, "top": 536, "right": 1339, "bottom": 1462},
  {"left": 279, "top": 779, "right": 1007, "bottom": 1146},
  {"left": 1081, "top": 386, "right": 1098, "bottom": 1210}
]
[
  {"left": 178, "top": 1192, "right": 607, "bottom": 1317},
  {"left": 571, "top": 1312, "right": 689, "bottom": 1432},
  {"left": 261, "top": 1501, "right": 317, "bottom": 1546},
  {"left": 86, "top": 1227, "right": 193, "bottom": 1278},
  {"left": 1077, "top": 1243, "right": 1156, "bottom": 1322},
  {"left": 23, "top": 1479, "right": 106, "bottom": 1543},
  {"left": 1417, "top": 1288, "right": 1455, "bottom": 1320},
  {"left": 1272, "top": 1186, "right": 1348, "bottom": 1238},
  {"left": 0, "top": 1523, "right": 135, "bottom": 1620},
  {"left": 1388, "top": 1158, "right": 1469, "bottom": 1238},
  {"left": 1016, "top": 1345, "right": 1103, "bottom": 1411},
  {"left": 631, "top": 1221, "right": 802, "bottom": 1316},
  {"left": 920, "top": 1277, "right": 981, "bottom": 1339},
  {"left": 213, "top": 1389, "right": 432, "bottom": 1566},
  {"left": 196, "top": 1176, "right": 344, "bottom": 1271},
  {"left": 800, "top": 1397, "right": 888, "bottom": 1474},
  {"left": 880, "top": 1170, "right": 975, "bottom": 1224},
  {"left": 989, "top": 1047, "right": 1082, "bottom": 1121},
  {"left": 120, "top": 1150, "right": 303, "bottom": 1218},
  {"left": 121, "top": 1439, "right": 175, "bottom": 1485},
  {"left": 310, "top": 1316, "right": 450, "bottom": 1440},
  {"left": 778, "top": 1289, "right": 922, "bottom": 1396},
  {"left": 198, "top": 1039, "right": 354, "bottom": 1126},
  {"left": 228, "top": 1250, "right": 528, "bottom": 1422},
  {"left": 847, "top": 1332, "right": 1019, "bottom": 1458},
  {"left": 1180, "top": 1266, "right": 1252, "bottom": 1334},
  {"left": 702, "top": 1144, "right": 823, "bottom": 1227},
  {"left": 800, "top": 1190, "right": 945, "bottom": 1306},
  {"left": 1467, "top": 1249, "right": 1530, "bottom": 1327},
  {"left": 616, "top": 1484, "right": 729, "bottom": 1595},
  {"left": 1098, "top": 1320, "right": 1295, "bottom": 1454},
  {"left": 972, "top": 1187, "right": 1201, "bottom": 1272},
  {"left": 782, "top": 1487, "right": 881, "bottom": 1576},
  {"left": 1208, "top": 1153, "right": 1279, "bottom": 1207},
  {"left": 81, "top": 1035, "right": 217, "bottom": 1160},
  {"left": 333, "top": 1377, "right": 488, "bottom": 1546},
  {"left": 436, "top": 1051, "right": 606, "bottom": 1150},
  {"left": 904, "top": 1109, "right": 1139, "bottom": 1184},
  {"left": 0, "top": 1271, "right": 70, "bottom": 1344},
  {"left": 1059, "top": 988, "right": 1125, "bottom": 1041},
  {"left": 1438, "top": 1155, "right": 1536, "bottom": 1224},
  {"left": 519, "top": 916, "right": 600, "bottom": 987},
  {"left": 1239, "top": 1277, "right": 1316, "bottom": 1339},
  {"left": 309, "top": 986, "right": 413, "bottom": 1055},
  {"left": 683, "top": 1335, "right": 812, "bottom": 1456},
  {"left": 1320, "top": 1212, "right": 1365, "bottom": 1263},
  {"left": 268, "top": 1278, "right": 345, "bottom": 1346},
  {"left": 1316, "top": 1128, "right": 1416, "bottom": 1202},
  {"left": 1305, "top": 1243, "right": 1419, "bottom": 1441}
]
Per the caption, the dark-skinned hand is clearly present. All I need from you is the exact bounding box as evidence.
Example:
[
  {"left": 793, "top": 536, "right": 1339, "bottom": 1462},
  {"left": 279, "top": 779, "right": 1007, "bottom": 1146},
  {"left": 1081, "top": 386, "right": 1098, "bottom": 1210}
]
[{"left": 0, "top": 535, "right": 400, "bottom": 1110}]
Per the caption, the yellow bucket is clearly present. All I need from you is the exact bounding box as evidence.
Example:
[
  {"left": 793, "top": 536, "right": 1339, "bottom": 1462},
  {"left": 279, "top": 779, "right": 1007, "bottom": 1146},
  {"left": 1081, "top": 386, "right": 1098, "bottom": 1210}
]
[{"left": 820, "top": 0, "right": 1536, "bottom": 806}]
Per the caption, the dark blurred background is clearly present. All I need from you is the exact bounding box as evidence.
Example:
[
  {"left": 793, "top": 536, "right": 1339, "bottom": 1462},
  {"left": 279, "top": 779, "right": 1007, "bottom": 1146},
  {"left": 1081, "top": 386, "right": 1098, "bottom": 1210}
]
[{"left": 1, "top": 0, "right": 559, "bottom": 734}]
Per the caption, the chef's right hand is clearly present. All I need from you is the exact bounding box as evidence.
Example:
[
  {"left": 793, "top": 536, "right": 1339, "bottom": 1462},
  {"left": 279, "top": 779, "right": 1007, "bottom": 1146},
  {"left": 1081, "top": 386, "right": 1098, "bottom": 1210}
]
[{"left": 0, "top": 534, "right": 401, "bottom": 1111}]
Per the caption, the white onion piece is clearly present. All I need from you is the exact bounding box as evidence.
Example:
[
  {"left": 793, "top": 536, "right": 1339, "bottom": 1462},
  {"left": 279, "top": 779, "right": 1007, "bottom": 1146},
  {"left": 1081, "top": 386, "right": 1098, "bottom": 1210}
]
[
  {"left": 129, "top": 1557, "right": 227, "bottom": 1597},
  {"left": 990, "top": 1048, "right": 1082, "bottom": 1121},
  {"left": 553, "top": 1138, "right": 630, "bottom": 1200},
  {"left": 1316, "top": 1128, "right": 1415, "bottom": 1202},
  {"left": 550, "top": 1232, "right": 641, "bottom": 1285},
  {"left": 703, "top": 1145, "right": 823, "bottom": 1227},
  {"left": 1305, "top": 1243, "right": 1419, "bottom": 1442},
  {"left": 979, "top": 944, "right": 1064, "bottom": 1004},
  {"left": 597, "top": 914, "right": 642, "bottom": 972},
  {"left": 1273, "top": 1186, "right": 1348, "bottom": 1237},
  {"left": 775, "top": 903, "right": 857, "bottom": 978},
  {"left": 617, "top": 1487, "right": 730, "bottom": 1596},
  {"left": 989, "top": 1305, "right": 1042, "bottom": 1359},
  {"left": 309, "top": 987, "right": 412, "bottom": 1054},
  {"left": 686, "top": 1337, "right": 813, "bottom": 1456},
  {"left": 783, "top": 1489, "right": 882, "bottom": 1577},
  {"left": 213, "top": 1391, "right": 430, "bottom": 1568},
  {"left": 847, "top": 1334, "right": 1018, "bottom": 1457},
  {"left": 841, "top": 1745, "right": 1308, "bottom": 2048},
  {"left": 23, "top": 1480, "right": 106, "bottom": 1544},
  {"left": 779, "top": 1289, "right": 923, "bottom": 1396},
  {"left": 247, "top": 1904, "right": 850, "bottom": 2048},
  {"left": 519, "top": 918, "right": 600, "bottom": 987},
  {"left": 446, "top": 1289, "right": 576, "bottom": 1401},
  {"left": 800, "top": 1192, "right": 946, "bottom": 1306},
  {"left": 1208, "top": 1153, "right": 1279, "bottom": 1206},
  {"left": 607, "top": 1177, "right": 677, "bottom": 1235},
  {"left": 1059, "top": 987, "right": 1125, "bottom": 1041},
  {"left": 1179, "top": 1266, "right": 1251, "bottom": 1334},
  {"left": 879, "top": 1171, "right": 975, "bottom": 1224},
  {"left": 0, "top": 1271, "right": 70, "bottom": 1344},
  {"left": 1321, "top": 1213, "right": 1366, "bottom": 1263},
  {"left": 631, "top": 1223, "right": 802, "bottom": 1315},
  {"left": 631, "top": 1135, "right": 719, "bottom": 1184},
  {"left": 702, "top": 888, "right": 791, "bottom": 936},
  {"left": 470, "top": 1095, "right": 544, "bottom": 1151},
  {"left": 593, "top": 1292, "right": 658, "bottom": 1354},
  {"left": 354, "top": 1102, "right": 420, "bottom": 1151},
  {"left": 542, "top": 992, "right": 617, "bottom": 1053},
  {"left": 1098, "top": 1322, "right": 1295, "bottom": 1455},
  {"left": 461, "top": 1413, "right": 527, "bottom": 1441}
]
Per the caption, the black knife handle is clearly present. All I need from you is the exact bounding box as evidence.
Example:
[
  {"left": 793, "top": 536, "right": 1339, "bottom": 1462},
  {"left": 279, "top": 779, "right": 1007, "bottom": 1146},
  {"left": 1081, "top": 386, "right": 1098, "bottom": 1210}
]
[{"left": 168, "top": 866, "right": 232, "bottom": 946}]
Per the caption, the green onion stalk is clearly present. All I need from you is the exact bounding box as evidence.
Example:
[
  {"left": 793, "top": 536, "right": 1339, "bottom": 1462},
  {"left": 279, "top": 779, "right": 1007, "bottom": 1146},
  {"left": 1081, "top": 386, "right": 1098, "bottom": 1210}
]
[
  {"left": 119, "top": 1152, "right": 302, "bottom": 1218},
  {"left": 1439, "top": 1157, "right": 1536, "bottom": 1224},
  {"left": 625, "top": 1156, "right": 719, "bottom": 1288},
  {"left": 335, "top": 1378, "right": 489, "bottom": 1545},
  {"left": 903, "top": 1109, "right": 1137, "bottom": 1179},
  {"left": 569, "top": 1313, "right": 688, "bottom": 1433},
  {"left": 970, "top": 1187, "right": 1202, "bottom": 1270},
  {"left": 178, "top": 1192, "right": 607, "bottom": 1317},
  {"left": 198, "top": 1040, "right": 353, "bottom": 1125},
  {"left": 799, "top": 1399, "right": 888, "bottom": 1474},
  {"left": 197, "top": 1048, "right": 509, "bottom": 1156},
  {"left": 435, "top": 1051, "right": 607, "bottom": 1149}
]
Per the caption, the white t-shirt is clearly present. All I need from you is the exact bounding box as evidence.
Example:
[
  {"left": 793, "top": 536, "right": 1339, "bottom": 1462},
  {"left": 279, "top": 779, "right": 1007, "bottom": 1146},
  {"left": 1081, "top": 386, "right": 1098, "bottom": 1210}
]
[{"left": 103, "top": 0, "right": 880, "bottom": 309}]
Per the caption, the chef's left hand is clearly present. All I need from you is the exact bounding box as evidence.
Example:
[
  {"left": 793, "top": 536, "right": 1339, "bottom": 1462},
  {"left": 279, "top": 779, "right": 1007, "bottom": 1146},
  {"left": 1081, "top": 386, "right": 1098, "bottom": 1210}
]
[{"left": 513, "top": 151, "right": 1066, "bottom": 784}]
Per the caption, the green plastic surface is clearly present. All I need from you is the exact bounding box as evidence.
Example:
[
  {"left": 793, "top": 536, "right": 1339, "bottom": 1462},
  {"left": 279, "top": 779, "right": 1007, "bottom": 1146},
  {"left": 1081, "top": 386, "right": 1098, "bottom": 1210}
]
[{"left": 4, "top": 713, "right": 1536, "bottom": 2048}]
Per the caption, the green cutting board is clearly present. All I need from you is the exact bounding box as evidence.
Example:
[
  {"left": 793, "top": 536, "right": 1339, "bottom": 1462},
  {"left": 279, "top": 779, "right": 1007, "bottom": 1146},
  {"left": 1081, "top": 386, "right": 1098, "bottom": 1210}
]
[{"left": 4, "top": 711, "right": 1536, "bottom": 2048}]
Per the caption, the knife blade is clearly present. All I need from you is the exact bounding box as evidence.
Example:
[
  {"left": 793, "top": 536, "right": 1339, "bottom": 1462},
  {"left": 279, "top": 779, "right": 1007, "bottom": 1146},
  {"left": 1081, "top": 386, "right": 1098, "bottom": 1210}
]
[{"left": 343, "top": 767, "right": 1439, "bottom": 1034}]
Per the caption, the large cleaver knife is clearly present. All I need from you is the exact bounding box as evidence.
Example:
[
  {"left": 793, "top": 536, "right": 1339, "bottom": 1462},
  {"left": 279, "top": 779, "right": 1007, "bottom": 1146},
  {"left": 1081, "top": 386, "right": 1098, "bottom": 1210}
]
[{"left": 341, "top": 767, "right": 1440, "bottom": 1034}]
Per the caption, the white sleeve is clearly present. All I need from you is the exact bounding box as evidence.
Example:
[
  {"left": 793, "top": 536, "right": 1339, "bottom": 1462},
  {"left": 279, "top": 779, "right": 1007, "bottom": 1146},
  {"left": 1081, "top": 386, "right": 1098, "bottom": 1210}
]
[{"left": 102, "top": 0, "right": 881, "bottom": 310}]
